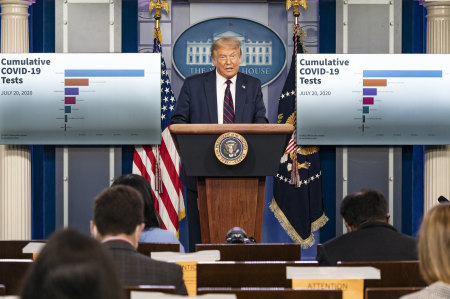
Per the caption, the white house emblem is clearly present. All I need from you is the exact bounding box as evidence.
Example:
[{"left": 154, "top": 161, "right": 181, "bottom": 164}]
[{"left": 172, "top": 17, "right": 287, "bottom": 87}]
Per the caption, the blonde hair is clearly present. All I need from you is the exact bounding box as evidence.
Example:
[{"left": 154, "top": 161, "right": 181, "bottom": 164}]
[
  {"left": 211, "top": 37, "right": 242, "bottom": 58},
  {"left": 418, "top": 202, "right": 450, "bottom": 284}
]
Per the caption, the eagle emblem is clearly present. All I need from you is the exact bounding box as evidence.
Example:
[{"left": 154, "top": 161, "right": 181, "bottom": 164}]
[{"left": 214, "top": 132, "right": 248, "bottom": 165}]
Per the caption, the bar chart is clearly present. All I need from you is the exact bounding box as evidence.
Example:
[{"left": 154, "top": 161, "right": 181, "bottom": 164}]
[
  {"left": 63, "top": 78, "right": 85, "bottom": 131},
  {"left": 361, "top": 79, "right": 387, "bottom": 133},
  {"left": 360, "top": 70, "right": 442, "bottom": 135},
  {"left": 296, "top": 54, "right": 450, "bottom": 145},
  {"left": 62, "top": 69, "right": 145, "bottom": 132}
]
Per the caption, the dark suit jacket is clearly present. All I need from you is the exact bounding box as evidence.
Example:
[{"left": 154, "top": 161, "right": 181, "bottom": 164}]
[
  {"left": 316, "top": 222, "right": 418, "bottom": 266},
  {"left": 170, "top": 70, "right": 268, "bottom": 124},
  {"left": 103, "top": 240, "right": 187, "bottom": 295}
]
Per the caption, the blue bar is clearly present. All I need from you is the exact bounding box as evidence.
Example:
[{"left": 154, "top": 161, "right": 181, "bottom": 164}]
[
  {"left": 65, "top": 88, "right": 79, "bottom": 95},
  {"left": 363, "top": 70, "right": 442, "bottom": 77},
  {"left": 65, "top": 106, "right": 71, "bottom": 114},
  {"left": 64, "top": 69, "right": 145, "bottom": 77},
  {"left": 363, "top": 106, "right": 369, "bottom": 114},
  {"left": 363, "top": 88, "right": 377, "bottom": 96}
]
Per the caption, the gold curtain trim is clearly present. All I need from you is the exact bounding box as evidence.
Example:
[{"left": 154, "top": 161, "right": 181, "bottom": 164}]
[
  {"left": 270, "top": 198, "right": 328, "bottom": 249},
  {"left": 178, "top": 208, "right": 186, "bottom": 221},
  {"left": 175, "top": 208, "right": 186, "bottom": 239}
]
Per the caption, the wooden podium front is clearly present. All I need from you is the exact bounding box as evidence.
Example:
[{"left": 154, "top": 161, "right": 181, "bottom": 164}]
[{"left": 169, "top": 124, "right": 294, "bottom": 244}]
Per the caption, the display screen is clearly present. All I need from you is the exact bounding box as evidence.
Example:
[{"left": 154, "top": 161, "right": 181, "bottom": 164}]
[
  {"left": 296, "top": 54, "right": 449, "bottom": 145},
  {"left": 0, "top": 53, "right": 161, "bottom": 145}
]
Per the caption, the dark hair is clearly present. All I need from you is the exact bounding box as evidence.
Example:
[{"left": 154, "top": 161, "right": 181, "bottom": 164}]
[
  {"left": 112, "top": 174, "right": 161, "bottom": 229},
  {"left": 93, "top": 185, "right": 145, "bottom": 236},
  {"left": 340, "top": 189, "right": 387, "bottom": 228},
  {"left": 21, "top": 229, "right": 123, "bottom": 299}
]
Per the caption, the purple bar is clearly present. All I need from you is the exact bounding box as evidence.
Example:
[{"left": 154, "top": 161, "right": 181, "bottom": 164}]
[
  {"left": 65, "top": 97, "right": 76, "bottom": 104},
  {"left": 363, "top": 88, "right": 377, "bottom": 96},
  {"left": 363, "top": 97, "right": 374, "bottom": 105},
  {"left": 65, "top": 87, "right": 79, "bottom": 95}
]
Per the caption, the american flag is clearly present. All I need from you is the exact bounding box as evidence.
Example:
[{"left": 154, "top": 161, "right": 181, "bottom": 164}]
[{"left": 133, "top": 27, "right": 185, "bottom": 236}]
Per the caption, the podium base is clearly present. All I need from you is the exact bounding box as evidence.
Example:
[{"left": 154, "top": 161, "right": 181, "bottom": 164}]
[{"left": 197, "top": 176, "right": 265, "bottom": 244}]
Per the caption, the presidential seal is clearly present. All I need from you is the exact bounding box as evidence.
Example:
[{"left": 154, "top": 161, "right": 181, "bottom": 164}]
[{"left": 214, "top": 132, "right": 248, "bottom": 165}]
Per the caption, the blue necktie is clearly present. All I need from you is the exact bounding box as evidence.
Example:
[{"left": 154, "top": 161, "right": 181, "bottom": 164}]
[{"left": 223, "top": 80, "right": 235, "bottom": 123}]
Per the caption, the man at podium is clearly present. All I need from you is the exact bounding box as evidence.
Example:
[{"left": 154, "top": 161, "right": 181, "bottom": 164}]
[
  {"left": 171, "top": 36, "right": 268, "bottom": 125},
  {"left": 171, "top": 37, "right": 268, "bottom": 250}
]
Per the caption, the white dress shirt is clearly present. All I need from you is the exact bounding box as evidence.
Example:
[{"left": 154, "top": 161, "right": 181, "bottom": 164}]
[{"left": 216, "top": 71, "right": 237, "bottom": 124}]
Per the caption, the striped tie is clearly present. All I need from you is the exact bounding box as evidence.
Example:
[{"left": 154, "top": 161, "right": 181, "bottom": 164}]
[{"left": 223, "top": 79, "right": 235, "bottom": 124}]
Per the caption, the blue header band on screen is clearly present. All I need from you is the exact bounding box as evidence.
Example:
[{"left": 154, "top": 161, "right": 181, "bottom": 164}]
[
  {"left": 64, "top": 69, "right": 145, "bottom": 77},
  {"left": 363, "top": 70, "right": 442, "bottom": 77}
]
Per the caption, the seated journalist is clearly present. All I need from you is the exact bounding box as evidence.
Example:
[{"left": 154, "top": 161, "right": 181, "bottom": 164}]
[
  {"left": 316, "top": 189, "right": 417, "bottom": 266},
  {"left": 90, "top": 185, "right": 187, "bottom": 295},
  {"left": 112, "top": 174, "right": 185, "bottom": 252},
  {"left": 400, "top": 203, "right": 450, "bottom": 299},
  {"left": 170, "top": 36, "right": 268, "bottom": 251},
  {"left": 21, "top": 228, "right": 124, "bottom": 299}
]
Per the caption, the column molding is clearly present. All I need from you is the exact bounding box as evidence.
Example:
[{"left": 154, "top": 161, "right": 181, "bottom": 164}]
[
  {"left": 423, "top": 0, "right": 450, "bottom": 214},
  {"left": 0, "top": 0, "right": 34, "bottom": 240}
]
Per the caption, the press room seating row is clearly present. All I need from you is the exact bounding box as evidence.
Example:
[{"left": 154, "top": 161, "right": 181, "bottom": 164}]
[
  {"left": 195, "top": 243, "right": 301, "bottom": 261},
  {"left": 197, "top": 261, "right": 316, "bottom": 288},
  {"left": 0, "top": 242, "right": 180, "bottom": 295},
  {"left": 0, "top": 240, "right": 426, "bottom": 297},
  {"left": 1, "top": 259, "right": 427, "bottom": 296},
  {"left": 0, "top": 240, "right": 179, "bottom": 259},
  {"left": 197, "top": 287, "right": 343, "bottom": 299},
  {"left": 196, "top": 260, "right": 426, "bottom": 299},
  {"left": 337, "top": 261, "right": 427, "bottom": 288}
]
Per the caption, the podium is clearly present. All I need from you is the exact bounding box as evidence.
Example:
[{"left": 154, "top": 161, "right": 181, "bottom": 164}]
[{"left": 169, "top": 124, "right": 294, "bottom": 244}]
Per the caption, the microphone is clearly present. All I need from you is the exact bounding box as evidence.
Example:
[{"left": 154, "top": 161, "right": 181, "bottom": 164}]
[{"left": 438, "top": 195, "right": 449, "bottom": 203}]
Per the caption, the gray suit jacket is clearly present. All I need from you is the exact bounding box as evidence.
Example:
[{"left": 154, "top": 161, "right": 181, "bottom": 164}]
[{"left": 103, "top": 240, "right": 187, "bottom": 295}]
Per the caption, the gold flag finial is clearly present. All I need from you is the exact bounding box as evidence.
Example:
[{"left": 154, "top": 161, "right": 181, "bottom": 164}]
[
  {"left": 286, "top": 0, "right": 307, "bottom": 25},
  {"left": 149, "top": 0, "right": 169, "bottom": 29}
]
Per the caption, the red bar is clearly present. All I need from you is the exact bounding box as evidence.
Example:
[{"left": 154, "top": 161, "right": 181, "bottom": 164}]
[
  {"left": 65, "top": 97, "right": 76, "bottom": 104},
  {"left": 363, "top": 97, "right": 374, "bottom": 105}
]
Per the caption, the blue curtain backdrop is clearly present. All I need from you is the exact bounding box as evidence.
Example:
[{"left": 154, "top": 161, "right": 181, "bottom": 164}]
[
  {"left": 30, "top": 0, "right": 55, "bottom": 239},
  {"left": 401, "top": 0, "right": 426, "bottom": 237},
  {"left": 318, "top": 0, "right": 337, "bottom": 245}
]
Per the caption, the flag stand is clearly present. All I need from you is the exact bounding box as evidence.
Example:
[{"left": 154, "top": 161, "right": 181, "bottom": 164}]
[{"left": 132, "top": 0, "right": 185, "bottom": 236}]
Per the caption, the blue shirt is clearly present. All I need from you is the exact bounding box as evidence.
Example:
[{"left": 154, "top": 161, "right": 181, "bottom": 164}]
[{"left": 139, "top": 227, "right": 185, "bottom": 253}]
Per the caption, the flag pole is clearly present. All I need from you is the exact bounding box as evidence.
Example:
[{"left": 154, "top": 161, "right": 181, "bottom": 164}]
[
  {"left": 149, "top": 0, "right": 170, "bottom": 193},
  {"left": 286, "top": 0, "right": 308, "bottom": 187},
  {"left": 149, "top": 0, "right": 169, "bottom": 29},
  {"left": 271, "top": 0, "right": 328, "bottom": 248},
  {"left": 286, "top": 0, "right": 307, "bottom": 25}
]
